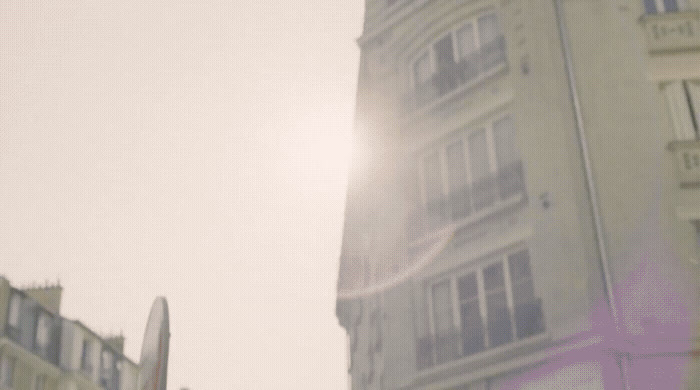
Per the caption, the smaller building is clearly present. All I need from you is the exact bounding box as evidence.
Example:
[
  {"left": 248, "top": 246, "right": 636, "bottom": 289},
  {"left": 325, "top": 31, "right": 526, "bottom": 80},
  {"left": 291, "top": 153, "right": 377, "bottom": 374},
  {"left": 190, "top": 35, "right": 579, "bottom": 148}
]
[{"left": 0, "top": 276, "right": 139, "bottom": 390}]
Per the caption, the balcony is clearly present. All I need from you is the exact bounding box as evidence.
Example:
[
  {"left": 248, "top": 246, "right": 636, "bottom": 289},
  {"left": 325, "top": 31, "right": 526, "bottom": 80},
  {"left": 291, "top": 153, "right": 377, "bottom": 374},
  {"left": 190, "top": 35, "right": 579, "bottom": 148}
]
[
  {"left": 639, "top": 11, "right": 700, "bottom": 79},
  {"left": 668, "top": 140, "right": 700, "bottom": 188},
  {"left": 406, "top": 160, "right": 526, "bottom": 243},
  {"left": 415, "top": 298, "right": 545, "bottom": 370},
  {"left": 403, "top": 36, "right": 507, "bottom": 113}
]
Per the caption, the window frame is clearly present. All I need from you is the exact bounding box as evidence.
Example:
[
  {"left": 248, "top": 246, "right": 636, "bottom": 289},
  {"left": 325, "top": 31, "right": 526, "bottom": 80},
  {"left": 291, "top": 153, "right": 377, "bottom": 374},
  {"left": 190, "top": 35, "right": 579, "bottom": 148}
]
[
  {"left": 409, "top": 10, "right": 504, "bottom": 90},
  {"left": 100, "top": 348, "right": 112, "bottom": 387},
  {"left": 81, "top": 338, "right": 94, "bottom": 375},
  {"left": 33, "top": 309, "right": 53, "bottom": 359},
  {"left": 426, "top": 247, "right": 540, "bottom": 360},
  {"left": 7, "top": 292, "right": 21, "bottom": 329},
  {"left": 417, "top": 114, "right": 516, "bottom": 211},
  {"left": 100, "top": 347, "right": 120, "bottom": 390},
  {"left": 5, "top": 291, "right": 22, "bottom": 342}
]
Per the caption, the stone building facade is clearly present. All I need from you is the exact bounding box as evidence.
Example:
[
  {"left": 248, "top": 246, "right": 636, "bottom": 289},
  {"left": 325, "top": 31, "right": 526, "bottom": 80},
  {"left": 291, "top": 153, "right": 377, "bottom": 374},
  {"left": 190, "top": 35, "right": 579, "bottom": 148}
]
[{"left": 336, "top": 0, "right": 700, "bottom": 388}]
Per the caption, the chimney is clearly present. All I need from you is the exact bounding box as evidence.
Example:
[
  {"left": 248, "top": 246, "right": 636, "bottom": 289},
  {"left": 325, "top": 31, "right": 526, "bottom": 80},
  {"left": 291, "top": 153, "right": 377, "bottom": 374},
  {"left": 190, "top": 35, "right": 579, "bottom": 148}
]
[
  {"left": 105, "top": 334, "right": 125, "bottom": 354},
  {"left": 23, "top": 281, "right": 62, "bottom": 315}
]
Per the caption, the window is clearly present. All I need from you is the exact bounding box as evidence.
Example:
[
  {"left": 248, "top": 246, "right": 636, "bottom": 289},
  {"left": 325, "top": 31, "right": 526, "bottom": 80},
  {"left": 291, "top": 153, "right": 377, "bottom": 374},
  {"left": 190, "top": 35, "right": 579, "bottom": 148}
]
[
  {"left": 483, "top": 262, "right": 513, "bottom": 347},
  {"left": 409, "top": 11, "right": 506, "bottom": 108},
  {"left": 456, "top": 23, "right": 477, "bottom": 59},
  {"left": 101, "top": 349, "right": 112, "bottom": 386},
  {"left": 415, "top": 115, "right": 525, "bottom": 236},
  {"left": 34, "top": 311, "right": 52, "bottom": 358},
  {"left": 414, "top": 52, "right": 432, "bottom": 86},
  {"left": 101, "top": 349, "right": 119, "bottom": 390},
  {"left": 469, "top": 129, "right": 495, "bottom": 209},
  {"left": 34, "top": 375, "right": 47, "bottom": 390},
  {"left": 664, "top": 80, "right": 700, "bottom": 141},
  {"left": 0, "top": 355, "right": 15, "bottom": 388},
  {"left": 494, "top": 116, "right": 524, "bottom": 199},
  {"left": 421, "top": 249, "right": 544, "bottom": 368},
  {"left": 7, "top": 293, "right": 21, "bottom": 328},
  {"left": 81, "top": 339, "right": 93, "bottom": 374},
  {"left": 6, "top": 292, "right": 21, "bottom": 341},
  {"left": 430, "top": 280, "right": 459, "bottom": 363},
  {"left": 446, "top": 140, "right": 470, "bottom": 218},
  {"left": 644, "top": 0, "right": 681, "bottom": 13}
]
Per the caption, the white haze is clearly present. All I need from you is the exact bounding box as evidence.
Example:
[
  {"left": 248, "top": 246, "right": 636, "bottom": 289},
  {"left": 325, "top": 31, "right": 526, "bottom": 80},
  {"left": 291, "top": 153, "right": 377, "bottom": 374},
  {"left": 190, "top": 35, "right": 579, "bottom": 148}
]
[{"left": 0, "top": 1, "right": 363, "bottom": 388}]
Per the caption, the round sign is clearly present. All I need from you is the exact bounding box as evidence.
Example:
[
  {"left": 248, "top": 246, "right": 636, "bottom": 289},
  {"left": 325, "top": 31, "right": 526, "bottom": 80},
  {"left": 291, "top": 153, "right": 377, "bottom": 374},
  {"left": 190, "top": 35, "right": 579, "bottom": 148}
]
[{"left": 138, "top": 297, "right": 170, "bottom": 390}]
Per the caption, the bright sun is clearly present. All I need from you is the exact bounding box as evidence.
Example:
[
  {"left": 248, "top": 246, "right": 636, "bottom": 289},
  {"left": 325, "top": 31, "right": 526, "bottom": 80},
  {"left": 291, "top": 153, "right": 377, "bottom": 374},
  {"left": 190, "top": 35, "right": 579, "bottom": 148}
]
[{"left": 281, "top": 113, "right": 354, "bottom": 184}]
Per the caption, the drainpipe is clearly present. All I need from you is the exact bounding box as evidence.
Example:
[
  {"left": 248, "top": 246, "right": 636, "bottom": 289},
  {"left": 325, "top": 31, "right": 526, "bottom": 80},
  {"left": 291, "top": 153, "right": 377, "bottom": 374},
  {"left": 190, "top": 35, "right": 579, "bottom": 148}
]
[{"left": 552, "top": 0, "right": 629, "bottom": 388}]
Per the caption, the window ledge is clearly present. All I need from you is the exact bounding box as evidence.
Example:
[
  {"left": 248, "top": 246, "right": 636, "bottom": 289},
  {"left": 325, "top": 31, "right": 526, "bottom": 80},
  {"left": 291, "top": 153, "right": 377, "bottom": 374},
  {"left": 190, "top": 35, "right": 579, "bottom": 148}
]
[
  {"left": 408, "top": 192, "right": 526, "bottom": 250},
  {"left": 413, "top": 332, "right": 550, "bottom": 384}
]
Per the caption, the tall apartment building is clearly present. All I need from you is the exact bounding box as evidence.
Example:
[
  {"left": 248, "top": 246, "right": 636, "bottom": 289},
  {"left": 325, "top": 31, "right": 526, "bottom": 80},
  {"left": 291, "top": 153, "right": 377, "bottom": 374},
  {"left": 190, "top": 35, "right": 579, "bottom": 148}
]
[
  {"left": 336, "top": 0, "right": 700, "bottom": 389},
  {"left": 0, "top": 277, "right": 139, "bottom": 390}
]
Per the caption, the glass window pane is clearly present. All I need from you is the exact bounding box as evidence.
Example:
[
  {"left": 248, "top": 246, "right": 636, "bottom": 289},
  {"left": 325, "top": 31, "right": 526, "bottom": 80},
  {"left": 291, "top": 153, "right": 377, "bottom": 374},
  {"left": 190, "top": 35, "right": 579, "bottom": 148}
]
[
  {"left": 512, "top": 278, "right": 535, "bottom": 304},
  {"left": 414, "top": 52, "right": 431, "bottom": 85},
  {"left": 447, "top": 140, "right": 471, "bottom": 218},
  {"left": 460, "top": 300, "right": 485, "bottom": 355},
  {"left": 434, "top": 34, "right": 455, "bottom": 70},
  {"left": 508, "top": 250, "right": 531, "bottom": 281},
  {"left": 458, "top": 273, "right": 478, "bottom": 300},
  {"left": 82, "top": 340, "right": 93, "bottom": 372},
  {"left": 446, "top": 141, "right": 468, "bottom": 191},
  {"left": 493, "top": 116, "right": 519, "bottom": 166},
  {"left": 478, "top": 13, "right": 501, "bottom": 44},
  {"left": 102, "top": 350, "right": 112, "bottom": 370},
  {"left": 468, "top": 129, "right": 490, "bottom": 180},
  {"left": 35, "top": 312, "right": 51, "bottom": 352},
  {"left": 663, "top": 0, "right": 679, "bottom": 12},
  {"left": 423, "top": 152, "right": 443, "bottom": 201},
  {"left": 101, "top": 350, "right": 115, "bottom": 388},
  {"left": 487, "top": 292, "right": 512, "bottom": 346},
  {"left": 8, "top": 293, "right": 21, "bottom": 328},
  {"left": 509, "top": 250, "right": 536, "bottom": 303},
  {"left": 432, "top": 280, "right": 454, "bottom": 334},
  {"left": 483, "top": 263, "right": 505, "bottom": 291},
  {"left": 644, "top": 0, "right": 658, "bottom": 13},
  {"left": 456, "top": 23, "right": 477, "bottom": 58}
]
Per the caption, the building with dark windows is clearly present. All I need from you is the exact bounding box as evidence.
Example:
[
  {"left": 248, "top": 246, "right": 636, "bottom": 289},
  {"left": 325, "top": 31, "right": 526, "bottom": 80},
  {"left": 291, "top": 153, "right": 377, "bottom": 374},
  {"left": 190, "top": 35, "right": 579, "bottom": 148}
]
[
  {"left": 336, "top": 0, "right": 700, "bottom": 389},
  {"left": 0, "top": 276, "right": 139, "bottom": 390}
]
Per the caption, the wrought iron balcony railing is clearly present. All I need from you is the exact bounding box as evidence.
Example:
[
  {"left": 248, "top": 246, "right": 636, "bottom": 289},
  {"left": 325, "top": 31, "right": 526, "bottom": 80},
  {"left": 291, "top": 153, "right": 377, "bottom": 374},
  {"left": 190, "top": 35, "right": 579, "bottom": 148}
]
[
  {"left": 415, "top": 298, "right": 544, "bottom": 370},
  {"left": 406, "top": 160, "right": 526, "bottom": 243},
  {"left": 514, "top": 298, "right": 546, "bottom": 339},
  {"left": 403, "top": 36, "right": 507, "bottom": 113}
]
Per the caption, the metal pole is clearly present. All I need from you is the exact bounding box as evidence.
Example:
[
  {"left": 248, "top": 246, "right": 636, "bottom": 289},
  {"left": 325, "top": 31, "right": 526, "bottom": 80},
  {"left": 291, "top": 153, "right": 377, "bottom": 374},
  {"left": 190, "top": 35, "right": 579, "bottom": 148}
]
[{"left": 552, "top": 0, "right": 629, "bottom": 388}]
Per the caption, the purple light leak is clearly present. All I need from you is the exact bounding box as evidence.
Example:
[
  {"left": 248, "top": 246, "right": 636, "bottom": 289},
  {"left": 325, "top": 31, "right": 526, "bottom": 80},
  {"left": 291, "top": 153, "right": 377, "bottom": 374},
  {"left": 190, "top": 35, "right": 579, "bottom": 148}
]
[{"left": 495, "top": 220, "right": 698, "bottom": 390}]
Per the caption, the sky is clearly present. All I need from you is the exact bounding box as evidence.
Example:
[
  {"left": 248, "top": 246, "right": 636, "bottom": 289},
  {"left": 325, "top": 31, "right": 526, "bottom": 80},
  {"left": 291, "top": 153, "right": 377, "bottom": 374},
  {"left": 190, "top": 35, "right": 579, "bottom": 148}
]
[{"left": 0, "top": 1, "right": 364, "bottom": 388}]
